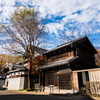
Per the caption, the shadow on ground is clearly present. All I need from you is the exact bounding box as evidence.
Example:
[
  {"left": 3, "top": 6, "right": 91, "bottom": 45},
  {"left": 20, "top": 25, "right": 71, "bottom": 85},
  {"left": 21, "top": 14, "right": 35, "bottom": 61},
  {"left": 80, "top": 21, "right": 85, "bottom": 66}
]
[
  {"left": 0, "top": 92, "right": 94, "bottom": 100},
  {"left": 0, "top": 88, "right": 7, "bottom": 90},
  {"left": 50, "top": 93, "right": 94, "bottom": 100},
  {"left": 0, "top": 88, "right": 94, "bottom": 100}
]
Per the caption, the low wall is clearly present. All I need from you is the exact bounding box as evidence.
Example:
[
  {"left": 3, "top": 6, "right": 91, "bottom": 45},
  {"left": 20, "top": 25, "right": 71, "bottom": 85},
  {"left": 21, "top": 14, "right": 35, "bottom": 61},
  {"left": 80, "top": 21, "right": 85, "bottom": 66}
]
[{"left": 43, "top": 86, "right": 73, "bottom": 94}]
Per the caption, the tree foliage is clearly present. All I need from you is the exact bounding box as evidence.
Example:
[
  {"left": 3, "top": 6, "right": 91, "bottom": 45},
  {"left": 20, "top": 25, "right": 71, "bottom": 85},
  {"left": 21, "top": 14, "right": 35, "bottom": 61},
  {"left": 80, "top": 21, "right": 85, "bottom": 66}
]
[
  {"left": 0, "top": 54, "right": 22, "bottom": 66},
  {"left": 1, "top": 7, "right": 45, "bottom": 57},
  {"left": 25, "top": 55, "right": 46, "bottom": 74},
  {"left": 32, "top": 55, "right": 46, "bottom": 74},
  {"left": 95, "top": 49, "right": 100, "bottom": 66},
  {"left": 1, "top": 7, "right": 46, "bottom": 89},
  {"left": 0, "top": 54, "right": 22, "bottom": 72}
]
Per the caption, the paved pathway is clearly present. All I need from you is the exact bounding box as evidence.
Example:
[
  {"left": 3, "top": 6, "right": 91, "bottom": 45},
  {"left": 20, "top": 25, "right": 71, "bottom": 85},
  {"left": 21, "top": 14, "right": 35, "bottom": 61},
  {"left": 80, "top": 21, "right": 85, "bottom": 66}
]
[{"left": 0, "top": 90, "right": 94, "bottom": 100}]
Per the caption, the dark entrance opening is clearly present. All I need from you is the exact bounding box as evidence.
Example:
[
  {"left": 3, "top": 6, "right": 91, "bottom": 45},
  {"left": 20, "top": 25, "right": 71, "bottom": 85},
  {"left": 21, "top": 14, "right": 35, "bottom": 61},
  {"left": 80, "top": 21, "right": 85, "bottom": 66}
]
[
  {"left": 78, "top": 71, "right": 89, "bottom": 93},
  {"left": 85, "top": 71, "right": 89, "bottom": 81},
  {"left": 78, "top": 72, "right": 83, "bottom": 92}
]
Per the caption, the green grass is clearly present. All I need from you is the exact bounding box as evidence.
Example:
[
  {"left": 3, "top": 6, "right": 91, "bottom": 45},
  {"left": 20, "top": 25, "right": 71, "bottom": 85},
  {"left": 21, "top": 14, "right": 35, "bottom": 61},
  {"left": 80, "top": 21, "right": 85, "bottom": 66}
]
[{"left": 18, "top": 88, "right": 35, "bottom": 91}]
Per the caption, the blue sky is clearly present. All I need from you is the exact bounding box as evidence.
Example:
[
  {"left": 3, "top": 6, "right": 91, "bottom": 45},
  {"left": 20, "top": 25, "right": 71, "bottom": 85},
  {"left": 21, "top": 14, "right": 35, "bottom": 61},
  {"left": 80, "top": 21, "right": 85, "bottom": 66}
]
[{"left": 0, "top": 0, "right": 100, "bottom": 54}]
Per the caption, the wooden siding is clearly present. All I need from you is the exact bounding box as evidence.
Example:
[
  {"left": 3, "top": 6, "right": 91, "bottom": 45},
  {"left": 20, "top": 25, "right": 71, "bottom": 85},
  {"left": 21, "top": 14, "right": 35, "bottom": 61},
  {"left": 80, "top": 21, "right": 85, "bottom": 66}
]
[
  {"left": 47, "top": 50, "right": 74, "bottom": 63},
  {"left": 72, "top": 72, "right": 79, "bottom": 93},
  {"left": 76, "top": 47, "right": 95, "bottom": 65}
]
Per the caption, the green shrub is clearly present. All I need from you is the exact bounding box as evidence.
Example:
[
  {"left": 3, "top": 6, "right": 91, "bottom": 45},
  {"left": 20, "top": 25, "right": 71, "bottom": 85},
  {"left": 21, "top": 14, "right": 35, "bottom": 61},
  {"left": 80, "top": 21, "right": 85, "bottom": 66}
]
[{"left": 18, "top": 88, "right": 35, "bottom": 91}]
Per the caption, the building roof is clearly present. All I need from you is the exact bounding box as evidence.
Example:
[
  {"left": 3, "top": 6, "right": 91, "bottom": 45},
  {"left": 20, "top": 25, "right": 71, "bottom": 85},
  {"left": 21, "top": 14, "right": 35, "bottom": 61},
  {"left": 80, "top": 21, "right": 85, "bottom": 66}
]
[
  {"left": 7, "top": 68, "right": 28, "bottom": 74},
  {"left": 73, "top": 67, "right": 100, "bottom": 72},
  {"left": 16, "top": 59, "right": 28, "bottom": 65},
  {"left": 43, "top": 36, "right": 97, "bottom": 55},
  {"left": 13, "top": 64, "right": 25, "bottom": 69},
  {"left": 36, "top": 56, "right": 79, "bottom": 70},
  {"left": 0, "top": 73, "right": 6, "bottom": 77},
  {"left": 0, "top": 63, "right": 13, "bottom": 73}
]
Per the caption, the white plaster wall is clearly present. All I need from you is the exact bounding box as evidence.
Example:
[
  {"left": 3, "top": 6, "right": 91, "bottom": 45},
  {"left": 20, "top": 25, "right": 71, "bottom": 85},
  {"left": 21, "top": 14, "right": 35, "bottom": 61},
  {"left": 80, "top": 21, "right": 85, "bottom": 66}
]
[
  {"left": 44, "top": 87, "right": 59, "bottom": 93},
  {"left": 89, "top": 70, "right": 100, "bottom": 82},
  {"left": 19, "top": 77, "right": 25, "bottom": 89},
  {"left": 8, "top": 77, "right": 25, "bottom": 90},
  {"left": 0, "top": 79, "right": 5, "bottom": 88},
  {"left": 59, "top": 89, "right": 73, "bottom": 94}
]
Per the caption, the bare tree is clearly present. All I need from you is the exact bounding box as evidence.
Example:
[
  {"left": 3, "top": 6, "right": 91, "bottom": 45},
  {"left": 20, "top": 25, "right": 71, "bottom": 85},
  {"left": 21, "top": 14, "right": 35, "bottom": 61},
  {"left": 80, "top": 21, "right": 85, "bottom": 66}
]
[
  {"left": 0, "top": 7, "right": 46, "bottom": 89},
  {"left": 58, "top": 23, "right": 96, "bottom": 44}
]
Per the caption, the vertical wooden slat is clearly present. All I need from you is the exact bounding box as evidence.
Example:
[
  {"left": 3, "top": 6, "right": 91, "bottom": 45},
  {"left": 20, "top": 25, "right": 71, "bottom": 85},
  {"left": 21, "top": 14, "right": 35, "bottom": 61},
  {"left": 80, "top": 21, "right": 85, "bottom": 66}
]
[
  {"left": 59, "top": 72, "right": 71, "bottom": 89},
  {"left": 45, "top": 71, "right": 57, "bottom": 86},
  {"left": 57, "top": 73, "right": 59, "bottom": 91},
  {"left": 72, "top": 72, "right": 79, "bottom": 93}
]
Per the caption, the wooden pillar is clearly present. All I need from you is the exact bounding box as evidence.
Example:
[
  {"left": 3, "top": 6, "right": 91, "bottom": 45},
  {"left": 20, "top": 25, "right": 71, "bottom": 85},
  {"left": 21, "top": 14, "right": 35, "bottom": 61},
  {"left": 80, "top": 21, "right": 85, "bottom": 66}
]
[
  {"left": 57, "top": 73, "right": 60, "bottom": 92},
  {"left": 41, "top": 72, "right": 44, "bottom": 92},
  {"left": 71, "top": 72, "right": 74, "bottom": 94},
  {"left": 41, "top": 72, "right": 45, "bottom": 92},
  {"left": 39, "top": 72, "right": 41, "bottom": 86},
  {"left": 72, "top": 72, "right": 79, "bottom": 93},
  {"left": 39, "top": 72, "right": 41, "bottom": 92}
]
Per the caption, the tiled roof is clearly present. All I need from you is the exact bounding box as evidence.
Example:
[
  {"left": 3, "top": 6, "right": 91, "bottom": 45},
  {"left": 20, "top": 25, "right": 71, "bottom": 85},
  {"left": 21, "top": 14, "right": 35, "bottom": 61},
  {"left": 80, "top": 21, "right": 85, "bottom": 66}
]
[{"left": 37, "top": 56, "right": 79, "bottom": 70}]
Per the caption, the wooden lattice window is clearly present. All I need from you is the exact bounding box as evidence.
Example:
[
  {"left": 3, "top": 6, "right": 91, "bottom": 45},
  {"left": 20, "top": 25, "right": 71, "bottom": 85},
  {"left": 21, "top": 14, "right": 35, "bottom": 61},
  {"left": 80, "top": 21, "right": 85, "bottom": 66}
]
[
  {"left": 59, "top": 72, "right": 72, "bottom": 89},
  {"left": 45, "top": 72, "right": 57, "bottom": 86}
]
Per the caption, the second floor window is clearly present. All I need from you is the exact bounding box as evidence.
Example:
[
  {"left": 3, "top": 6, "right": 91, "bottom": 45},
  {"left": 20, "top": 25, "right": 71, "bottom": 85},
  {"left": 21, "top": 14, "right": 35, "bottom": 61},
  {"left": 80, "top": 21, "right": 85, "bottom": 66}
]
[{"left": 47, "top": 50, "right": 74, "bottom": 63}]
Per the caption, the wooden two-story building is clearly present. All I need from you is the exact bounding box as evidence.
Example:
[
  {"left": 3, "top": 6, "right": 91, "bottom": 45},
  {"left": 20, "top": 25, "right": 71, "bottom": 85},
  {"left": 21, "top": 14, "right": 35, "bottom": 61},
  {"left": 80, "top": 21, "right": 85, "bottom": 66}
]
[{"left": 37, "top": 36, "right": 98, "bottom": 94}]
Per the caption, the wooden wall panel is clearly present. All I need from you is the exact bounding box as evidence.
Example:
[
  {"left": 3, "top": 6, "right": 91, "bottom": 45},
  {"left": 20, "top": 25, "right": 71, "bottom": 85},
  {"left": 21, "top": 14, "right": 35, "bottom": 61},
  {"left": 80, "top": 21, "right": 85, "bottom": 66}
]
[
  {"left": 72, "top": 72, "right": 79, "bottom": 93},
  {"left": 47, "top": 50, "right": 74, "bottom": 63}
]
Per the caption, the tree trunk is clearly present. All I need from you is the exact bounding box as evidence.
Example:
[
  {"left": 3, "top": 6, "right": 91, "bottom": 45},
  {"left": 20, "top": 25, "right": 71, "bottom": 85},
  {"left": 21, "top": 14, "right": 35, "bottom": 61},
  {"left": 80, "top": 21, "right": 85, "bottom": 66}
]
[{"left": 28, "top": 56, "right": 32, "bottom": 89}]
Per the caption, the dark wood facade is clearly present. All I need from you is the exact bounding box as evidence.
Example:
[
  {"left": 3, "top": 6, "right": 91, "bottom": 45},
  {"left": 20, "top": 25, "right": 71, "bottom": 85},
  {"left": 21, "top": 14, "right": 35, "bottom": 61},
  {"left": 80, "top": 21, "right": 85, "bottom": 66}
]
[{"left": 37, "top": 36, "right": 97, "bottom": 93}]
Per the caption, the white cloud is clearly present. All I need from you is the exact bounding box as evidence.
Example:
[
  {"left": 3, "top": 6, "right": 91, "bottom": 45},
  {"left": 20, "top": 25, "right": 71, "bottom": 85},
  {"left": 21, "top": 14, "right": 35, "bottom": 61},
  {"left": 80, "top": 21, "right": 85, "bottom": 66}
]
[
  {"left": 0, "top": 44, "right": 10, "bottom": 54},
  {"left": 1, "top": 0, "right": 100, "bottom": 30},
  {"left": 46, "top": 23, "right": 64, "bottom": 36},
  {"left": 0, "top": 0, "right": 100, "bottom": 53}
]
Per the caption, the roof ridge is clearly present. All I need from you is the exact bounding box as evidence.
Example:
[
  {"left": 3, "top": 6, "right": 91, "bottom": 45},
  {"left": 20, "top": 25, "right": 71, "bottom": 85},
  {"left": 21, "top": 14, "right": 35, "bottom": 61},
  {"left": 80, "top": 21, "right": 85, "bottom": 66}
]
[
  {"left": 43, "top": 36, "right": 87, "bottom": 54},
  {"left": 57, "top": 36, "right": 87, "bottom": 47}
]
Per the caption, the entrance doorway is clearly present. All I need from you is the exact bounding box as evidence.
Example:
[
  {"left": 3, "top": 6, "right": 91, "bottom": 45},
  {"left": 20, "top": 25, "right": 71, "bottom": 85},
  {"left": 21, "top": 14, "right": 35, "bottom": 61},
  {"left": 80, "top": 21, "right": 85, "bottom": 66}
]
[
  {"left": 78, "top": 71, "right": 89, "bottom": 93},
  {"left": 78, "top": 72, "right": 83, "bottom": 92}
]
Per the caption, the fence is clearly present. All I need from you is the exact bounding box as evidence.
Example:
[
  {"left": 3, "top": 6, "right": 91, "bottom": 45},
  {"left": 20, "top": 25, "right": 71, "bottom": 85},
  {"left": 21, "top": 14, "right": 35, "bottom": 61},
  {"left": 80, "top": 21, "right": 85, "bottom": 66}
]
[
  {"left": 85, "top": 81, "right": 100, "bottom": 96},
  {"left": 35, "top": 84, "right": 40, "bottom": 92}
]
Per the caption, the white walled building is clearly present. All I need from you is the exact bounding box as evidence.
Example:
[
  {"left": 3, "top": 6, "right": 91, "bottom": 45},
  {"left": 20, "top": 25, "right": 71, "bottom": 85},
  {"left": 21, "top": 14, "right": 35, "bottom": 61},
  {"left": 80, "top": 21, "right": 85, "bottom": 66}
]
[{"left": 7, "top": 68, "right": 28, "bottom": 90}]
